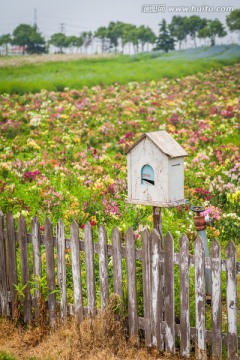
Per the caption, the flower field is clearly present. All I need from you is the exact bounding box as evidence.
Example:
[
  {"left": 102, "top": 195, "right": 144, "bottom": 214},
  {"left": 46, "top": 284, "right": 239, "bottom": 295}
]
[{"left": 0, "top": 64, "right": 239, "bottom": 246}]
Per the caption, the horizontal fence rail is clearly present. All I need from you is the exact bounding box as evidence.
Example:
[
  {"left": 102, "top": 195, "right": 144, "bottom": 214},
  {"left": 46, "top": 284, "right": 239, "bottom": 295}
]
[{"left": 0, "top": 212, "right": 239, "bottom": 359}]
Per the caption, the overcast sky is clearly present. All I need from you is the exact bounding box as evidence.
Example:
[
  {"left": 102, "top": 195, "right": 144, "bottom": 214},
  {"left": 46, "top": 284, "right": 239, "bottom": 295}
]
[{"left": 0, "top": 0, "right": 239, "bottom": 41}]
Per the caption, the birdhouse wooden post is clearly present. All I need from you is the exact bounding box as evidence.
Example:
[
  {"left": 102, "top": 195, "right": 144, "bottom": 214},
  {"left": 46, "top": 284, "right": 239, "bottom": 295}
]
[{"left": 126, "top": 130, "right": 188, "bottom": 238}]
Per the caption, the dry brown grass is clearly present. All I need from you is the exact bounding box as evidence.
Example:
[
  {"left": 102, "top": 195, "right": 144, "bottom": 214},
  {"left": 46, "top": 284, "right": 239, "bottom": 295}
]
[
  {"left": 0, "top": 53, "right": 114, "bottom": 68},
  {"left": 0, "top": 297, "right": 192, "bottom": 360}
]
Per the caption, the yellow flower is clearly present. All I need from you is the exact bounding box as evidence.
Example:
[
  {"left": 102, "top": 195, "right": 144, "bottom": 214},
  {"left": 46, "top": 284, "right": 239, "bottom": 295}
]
[
  {"left": 167, "top": 124, "right": 176, "bottom": 132},
  {"left": 27, "top": 139, "right": 40, "bottom": 150},
  {"left": 74, "top": 137, "right": 81, "bottom": 144},
  {"left": 147, "top": 215, "right": 153, "bottom": 222},
  {"left": 227, "top": 190, "right": 240, "bottom": 204}
]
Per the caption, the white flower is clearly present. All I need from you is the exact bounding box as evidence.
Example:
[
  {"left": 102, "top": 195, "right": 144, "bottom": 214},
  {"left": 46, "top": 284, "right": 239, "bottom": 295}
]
[{"left": 30, "top": 114, "right": 41, "bottom": 126}]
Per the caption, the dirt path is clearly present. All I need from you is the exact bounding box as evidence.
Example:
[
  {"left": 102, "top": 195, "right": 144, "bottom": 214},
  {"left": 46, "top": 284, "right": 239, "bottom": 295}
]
[{"left": 0, "top": 53, "right": 114, "bottom": 68}]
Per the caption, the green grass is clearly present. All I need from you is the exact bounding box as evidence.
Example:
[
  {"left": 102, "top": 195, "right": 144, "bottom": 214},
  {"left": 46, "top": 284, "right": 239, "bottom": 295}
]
[
  {"left": 0, "top": 46, "right": 240, "bottom": 94},
  {"left": 0, "top": 353, "right": 16, "bottom": 360}
]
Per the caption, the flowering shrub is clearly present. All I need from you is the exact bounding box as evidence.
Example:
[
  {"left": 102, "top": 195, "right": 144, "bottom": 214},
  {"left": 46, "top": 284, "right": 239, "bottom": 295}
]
[
  {"left": 23, "top": 170, "right": 41, "bottom": 182},
  {"left": 0, "top": 64, "right": 239, "bottom": 245}
]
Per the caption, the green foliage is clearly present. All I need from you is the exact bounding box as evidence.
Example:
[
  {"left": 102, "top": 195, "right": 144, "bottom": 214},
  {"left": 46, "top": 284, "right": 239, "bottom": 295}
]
[
  {"left": 67, "top": 35, "right": 83, "bottom": 50},
  {"left": 0, "top": 353, "right": 16, "bottom": 360},
  {"left": 154, "top": 19, "right": 175, "bottom": 52},
  {"left": 12, "top": 24, "right": 45, "bottom": 54},
  {"left": 226, "top": 9, "right": 240, "bottom": 32},
  {"left": 137, "top": 25, "right": 156, "bottom": 52},
  {"left": 0, "top": 47, "right": 239, "bottom": 94},
  {"left": 49, "top": 33, "right": 69, "bottom": 53},
  {"left": 94, "top": 26, "right": 109, "bottom": 52},
  {"left": 185, "top": 15, "right": 207, "bottom": 47},
  {"left": 0, "top": 34, "right": 12, "bottom": 56},
  {"left": 169, "top": 16, "right": 188, "bottom": 49},
  {"left": 199, "top": 19, "right": 227, "bottom": 46},
  {"left": 95, "top": 22, "right": 156, "bottom": 54},
  {"left": 13, "top": 282, "right": 28, "bottom": 300},
  {"left": 81, "top": 31, "right": 92, "bottom": 52}
]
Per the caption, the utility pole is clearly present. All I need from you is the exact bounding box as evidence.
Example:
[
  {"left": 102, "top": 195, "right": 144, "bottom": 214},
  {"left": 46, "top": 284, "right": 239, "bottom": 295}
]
[
  {"left": 60, "top": 23, "right": 65, "bottom": 34},
  {"left": 34, "top": 8, "right": 38, "bottom": 30}
]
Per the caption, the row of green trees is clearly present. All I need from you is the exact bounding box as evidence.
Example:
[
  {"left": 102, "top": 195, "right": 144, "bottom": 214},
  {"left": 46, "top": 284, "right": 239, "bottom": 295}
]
[{"left": 0, "top": 10, "right": 240, "bottom": 55}]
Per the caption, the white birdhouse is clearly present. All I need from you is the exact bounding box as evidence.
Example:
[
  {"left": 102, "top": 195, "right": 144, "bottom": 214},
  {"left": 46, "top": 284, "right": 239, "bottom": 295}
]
[{"left": 126, "top": 131, "right": 188, "bottom": 207}]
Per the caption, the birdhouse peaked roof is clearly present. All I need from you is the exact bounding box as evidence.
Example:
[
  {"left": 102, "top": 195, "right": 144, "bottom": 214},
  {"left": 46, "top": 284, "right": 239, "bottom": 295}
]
[{"left": 126, "top": 130, "right": 188, "bottom": 158}]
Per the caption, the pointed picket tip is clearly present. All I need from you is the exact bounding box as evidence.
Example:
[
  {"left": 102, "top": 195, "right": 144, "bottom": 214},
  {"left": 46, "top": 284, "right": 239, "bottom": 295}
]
[
  {"left": 142, "top": 227, "right": 150, "bottom": 235},
  {"left": 180, "top": 233, "right": 189, "bottom": 246},
  {"left": 7, "top": 212, "right": 13, "bottom": 220},
  {"left": 0, "top": 211, "right": 3, "bottom": 231},
  {"left": 152, "top": 228, "right": 160, "bottom": 239},
  {"left": 194, "top": 235, "right": 204, "bottom": 249},
  {"left": 142, "top": 228, "right": 150, "bottom": 239},
  {"left": 70, "top": 220, "right": 78, "bottom": 231},
  {"left": 126, "top": 227, "right": 134, "bottom": 238},
  {"left": 164, "top": 231, "right": 173, "bottom": 244},
  {"left": 19, "top": 212, "right": 25, "bottom": 220},
  {"left": 211, "top": 238, "right": 221, "bottom": 253},
  {"left": 112, "top": 225, "right": 120, "bottom": 237},
  {"left": 19, "top": 212, "right": 26, "bottom": 225},
  {"left": 32, "top": 215, "right": 39, "bottom": 226},
  {"left": 70, "top": 221, "right": 79, "bottom": 242},
  {"left": 150, "top": 229, "right": 161, "bottom": 248},
  {"left": 84, "top": 221, "right": 91, "bottom": 230},
  {"left": 180, "top": 234, "right": 189, "bottom": 256},
  {"left": 98, "top": 224, "right": 107, "bottom": 235},
  {"left": 44, "top": 217, "right": 52, "bottom": 227},
  {"left": 225, "top": 240, "right": 236, "bottom": 253},
  {"left": 6, "top": 212, "right": 14, "bottom": 229},
  {"left": 58, "top": 218, "right": 64, "bottom": 227},
  {"left": 84, "top": 222, "right": 92, "bottom": 239},
  {"left": 44, "top": 217, "right": 53, "bottom": 242}
]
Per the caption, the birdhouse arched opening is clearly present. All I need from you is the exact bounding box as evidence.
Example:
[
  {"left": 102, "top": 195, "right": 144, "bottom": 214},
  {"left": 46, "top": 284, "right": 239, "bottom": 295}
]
[{"left": 141, "top": 164, "right": 155, "bottom": 186}]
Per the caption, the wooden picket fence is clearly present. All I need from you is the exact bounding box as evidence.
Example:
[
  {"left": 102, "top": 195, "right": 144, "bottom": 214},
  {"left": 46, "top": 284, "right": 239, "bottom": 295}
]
[{"left": 0, "top": 211, "right": 239, "bottom": 359}]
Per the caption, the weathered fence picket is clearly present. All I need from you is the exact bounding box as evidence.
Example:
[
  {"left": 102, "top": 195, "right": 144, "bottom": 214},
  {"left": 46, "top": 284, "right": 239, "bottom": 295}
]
[
  {"left": 0, "top": 212, "right": 239, "bottom": 359},
  {"left": 98, "top": 225, "right": 109, "bottom": 311},
  {"left": 150, "top": 229, "right": 161, "bottom": 348},
  {"left": 70, "top": 220, "right": 83, "bottom": 323},
  {"left": 126, "top": 227, "right": 138, "bottom": 337},
  {"left": 142, "top": 229, "right": 152, "bottom": 346},
  {"left": 84, "top": 222, "right": 96, "bottom": 316},
  {"left": 112, "top": 226, "right": 123, "bottom": 311},
  {"left": 158, "top": 231, "right": 165, "bottom": 351},
  {"left": 6, "top": 213, "right": 17, "bottom": 317},
  {"left": 180, "top": 234, "right": 190, "bottom": 358},
  {"left": 57, "top": 219, "right": 67, "bottom": 323},
  {"left": 211, "top": 239, "right": 222, "bottom": 359},
  {"left": 0, "top": 211, "right": 8, "bottom": 316},
  {"left": 32, "top": 216, "right": 42, "bottom": 321},
  {"left": 195, "top": 236, "right": 206, "bottom": 360},
  {"left": 44, "top": 217, "right": 56, "bottom": 326},
  {"left": 226, "top": 241, "right": 238, "bottom": 360},
  {"left": 164, "top": 232, "right": 175, "bottom": 353},
  {"left": 18, "top": 214, "right": 31, "bottom": 323}
]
